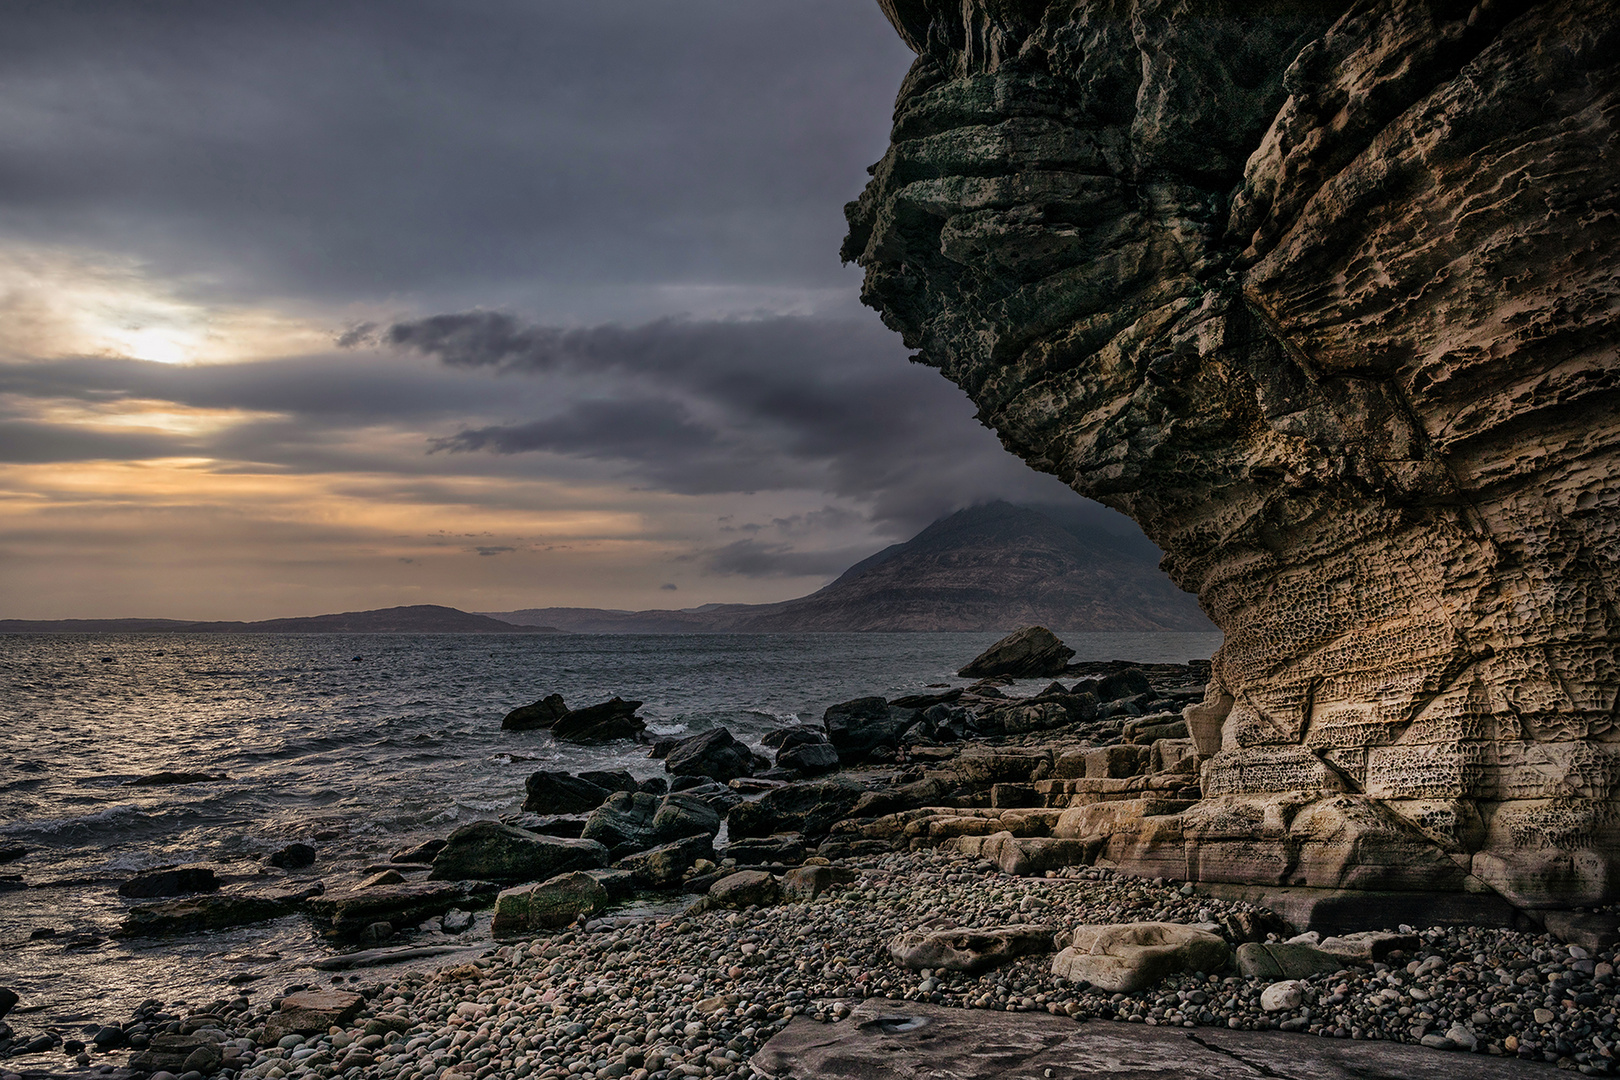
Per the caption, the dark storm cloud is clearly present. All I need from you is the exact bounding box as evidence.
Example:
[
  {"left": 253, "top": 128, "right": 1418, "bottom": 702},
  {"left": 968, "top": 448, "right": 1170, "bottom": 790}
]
[
  {"left": 0, "top": 1, "right": 913, "bottom": 306},
  {"left": 384, "top": 312, "right": 1080, "bottom": 530},
  {"left": 702, "top": 539, "right": 875, "bottom": 579}
]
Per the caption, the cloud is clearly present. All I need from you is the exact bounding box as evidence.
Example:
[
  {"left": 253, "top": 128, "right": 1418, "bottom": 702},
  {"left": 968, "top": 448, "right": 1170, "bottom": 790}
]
[
  {"left": 385, "top": 311, "right": 1079, "bottom": 533},
  {"left": 702, "top": 539, "right": 875, "bottom": 579},
  {"left": 0, "top": 2, "right": 913, "bottom": 314}
]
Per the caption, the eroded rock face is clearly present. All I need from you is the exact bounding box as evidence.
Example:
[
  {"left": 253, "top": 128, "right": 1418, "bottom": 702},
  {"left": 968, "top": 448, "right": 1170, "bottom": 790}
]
[{"left": 849, "top": 0, "right": 1620, "bottom": 906}]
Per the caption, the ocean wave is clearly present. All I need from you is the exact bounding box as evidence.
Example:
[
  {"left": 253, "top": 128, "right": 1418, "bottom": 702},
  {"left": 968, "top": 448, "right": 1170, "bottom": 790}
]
[{"left": 2, "top": 802, "right": 147, "bottom": 837}]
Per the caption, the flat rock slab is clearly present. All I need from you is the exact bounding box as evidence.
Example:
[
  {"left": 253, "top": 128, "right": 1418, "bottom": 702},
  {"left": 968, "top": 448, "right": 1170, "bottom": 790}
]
[{"left": 751, "top": 1001, "right": 1556, "bottom": 1079}]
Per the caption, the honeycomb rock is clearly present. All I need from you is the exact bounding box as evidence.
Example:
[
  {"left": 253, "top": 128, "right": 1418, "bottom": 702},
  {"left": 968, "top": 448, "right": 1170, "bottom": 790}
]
[{"left": 849, "top": 0, "right": 1620, "bottom": 906}]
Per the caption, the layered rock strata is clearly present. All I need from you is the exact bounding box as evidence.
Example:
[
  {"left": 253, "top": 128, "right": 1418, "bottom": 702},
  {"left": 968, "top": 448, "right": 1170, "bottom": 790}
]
[{"left": 848, "top": 0, "right": 1620, "bottom": 905}]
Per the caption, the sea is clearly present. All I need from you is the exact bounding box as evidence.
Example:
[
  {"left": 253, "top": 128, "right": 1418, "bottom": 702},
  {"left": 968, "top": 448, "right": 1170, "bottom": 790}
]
[{"left": 0, "top": 630, "right": 1220, "bottom": 1034}]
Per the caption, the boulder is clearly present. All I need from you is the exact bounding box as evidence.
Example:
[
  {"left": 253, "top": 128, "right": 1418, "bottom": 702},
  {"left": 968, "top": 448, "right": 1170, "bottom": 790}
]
[
  {"left": 823, "top": 697, "right": 920, "bottom": 763},
  {"left": 1051, "top": 923, "right": 1231, "bottom": 993},
  {"left": 708, "top": 869, "right": 780, "bottom": 908},
  {"left": 428, "top": 820, "right": 607, "bottom": 884},
  {"left": 981, "top": 834, "right": 1094, "bottom": 877},
  {"left": 955, "top": 749, "right": 1050, "bottom": 788},
  {"left": 522, "top": 770, "right": 616, "bottom": 815},
  {"left": 957, "top": 627, "right": 1074, "bottom": 679},
  {"left": 308, "top": 881, "right": 478, "bottom": 936},
  {"left": 1097, "top": 669, "right": 1152, "bottom": 703},
  {"left": 780, "top": 864, "right": 858, "bottom": 902},
  {"left": 613, "top": 833, "right": 714, "bottom": 889},
  {"left": 725, "top": 834, "right": 807, "bottom": 866},
  {"left": 1316, "top": 931, "right": 1421, "bottom": 964},
  {"left": 261, "top": 989, "right": 363, "bottom": 1043},
  {"left": 726, "top": 778, "right": 868, "bottom": 840},
  {"left": 763, "top": 725, "right": 828, "bottom": 750},
  {"left": 391, "top": 838, "right": 447, "bottom": 863},
  {"left": 1260, "top": 980, "right": 1307, "bottom": 1013},
  {"left": 582, "top": 790, "right": 721, "bottom": 858},
  {"left": 776, "top": 741, "right": 840, "bottom": 775},
  {"left": 117, "top": 883, "right": 322, "bottom": 936},
  {"left": 1235, "top": 942, "right": 1346, "bottom": 981},
  {"left": 889, "top": 925, "right": 1057, "bottom": 973},
  {"left": 579, "top": 769, "right": 638, "bottom": 793},
  {"left": 268, "top": 842, "right": 316, "bottom": 869},
  {"left": 491, "top": 872, "right": 609, "bottom": 938},
  {"left": 117, "top": 865, "right": 218, "bottom": 898},
  {"left": 501, "top": 693, "right": 569, "bottom": 731},
  {"left": 650, "top": 792, "right": 721, "bottom": 843},
  {"left": 664, "top": 728, "right": 764, "bottom": 783},
  {"left": 0, "top": 987, "right": 16, "bottom": 1020},
  {"left": 550, "top": 697, "right": 646, "bottom": 743},
  {"left": 581, "top": 791, "right": 663, "bottom": 856}
]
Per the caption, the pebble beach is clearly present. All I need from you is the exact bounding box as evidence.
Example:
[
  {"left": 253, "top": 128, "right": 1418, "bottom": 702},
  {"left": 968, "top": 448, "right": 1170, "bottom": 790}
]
[{"left": 9, "top": 847, "right": 1619, "bottom": 1079}]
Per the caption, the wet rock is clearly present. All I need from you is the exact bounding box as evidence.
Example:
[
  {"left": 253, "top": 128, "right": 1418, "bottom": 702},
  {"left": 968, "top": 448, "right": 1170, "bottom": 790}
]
[
  {"left": 708, "top": 869, "right": 780, "bottom": 908},
  {"left": 1051, "top": 923, "right": 1231, "bottom": 993},
  {"left": 501, "top": 692, "right": 569, "bottom": 731},
  {"left": 117, "top": 864, "right": 218, "bottom": 898},
  {"left": 823, "top": 696, "right": 921, "bottom": 763},
  {"left": 578, "top": 769, "right": 638, "bottom": 793},
  {"left": 889, "top": 925, "right": 1056, "bottom": 974},
  {"left": 0, "top": 988, "right": 15, "bottom": 1021},
  {"left": 390, "top": 838, "right": 446, "bottom": 863},
  {"left": 1096, "top": 669, "right": 1152, "bottom": 703},
  {"left": 268, "top": 843, "right": 316, "bottom": 870},
  {"left": 0, "top": 843, "right": 27, "bottom": 865},
  {"left": 775, "top": 741, "right": 840, "bottom": 776},
  {"left": 117, "top": 883, "right": 322, "bottom": 936},
  {"left": 491, "top": 872, "right": 609, "bottom": 938},
  {"left": 521, "top": 770, "right": 617, "bottom": 815},
  {"left": 550, "top": 697, "right": 646, "bottom": 743},
  {"left": 726, "top": 778, "right": 867, "bottom": 839},
  {"left": 441, "top": 908, "right": 473, "bottom": 933},
  {"left": 308, "top": 880, "right": 478, "bottom": 936},
  {"left": 427, "top": 820, "right": 607, "bottom": 884},
  {"left": 582, "top": 790, "right": 720, "bottom": 857},
  {"left": 663, "top": 727, "right": 766, "bottom": 783},
  {"left": 613, "top": 833, "right": 714, "bottom": 888},
  {"left": 762, "top": 725, "right": 828, "bottom": 750},
  {"left": 355, "top": 869, "right": 406, "bottom": 889},
  {"left": 957, "top": 627, "right": 1074, "bottom": 679},
  {"left": 725, "top": 834, "right": 806, "bottom": 866}
]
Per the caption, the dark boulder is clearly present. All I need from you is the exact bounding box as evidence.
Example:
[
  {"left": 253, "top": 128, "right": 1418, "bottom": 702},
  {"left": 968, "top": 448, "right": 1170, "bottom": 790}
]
[
  {"left": 762, "top": 725, "right": 828, "bottom": 750},
  {"left": 823, "top": 697, "right": 920, "bottom": 763},
  {"left": 269, "top": 843, "right": 316, "bottom": 870},
  {"left": 551, "top": 698, "right": 646, "bottom": 743},
  {"left": 391, "top": 838, "right": 447, "bottom": 863},
  {"left": 1096, "top": 668, "right": 1152, "bottom": 702},
  {"left": 776, "top": 741, "right": 840, "bottom": 775},
  {"left": 117, "top": 883, "right": 323, "bottom": 936},
  {"left": 308, "top": 881, "right": 481, "bottom": 938},
  {"left": 582, "top": 791, "right": 722, "bottom": 859},
  {"left": 957, "top": 627, "right": 1075, "bottom": 679},
  {"left": 663, "top": 727, "right": 765, "bottom": 783},
  {"left": 725, "top": 834, "right": 806, "bottom": 866},
  {"left": 117, "top": 865, "right": 218, "bottom": 899},
  {"left": 428, "top": 820, "right": 607, "bottom": 884},
  {"left": 522, "top": 770, "right": 615, "bottom": 815},
  {"left": 726, "top": 778, "right": 867, "bottom": 840},
  {"left": 613, "top": 833, "right": 715, "bottom": 889},
  {"left": 0, "top": 843, "right": 28, "bottom": 865},
  {"left": 501, "top": 693, "right": 569, "bottom": 731},
  {"left": 579, "top": 770, "right": 638, "bottom": 793}
]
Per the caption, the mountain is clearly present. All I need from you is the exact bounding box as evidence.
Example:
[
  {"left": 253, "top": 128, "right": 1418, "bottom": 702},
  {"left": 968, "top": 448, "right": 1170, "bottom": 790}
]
[
  {"left": 492, "top": 501, "right": 1212, "bottom": 633},
  {"left": 0, "top": 605, "right": 561, "bottom": 635}
]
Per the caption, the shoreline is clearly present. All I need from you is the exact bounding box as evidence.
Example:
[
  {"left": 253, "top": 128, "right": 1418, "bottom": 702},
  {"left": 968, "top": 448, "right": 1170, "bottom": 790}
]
[{"left": 1, "top": 847, "right": 1612, "bottom": 1078}]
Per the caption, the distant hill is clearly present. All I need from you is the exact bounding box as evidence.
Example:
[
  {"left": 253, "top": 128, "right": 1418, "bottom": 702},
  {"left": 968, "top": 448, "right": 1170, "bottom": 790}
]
[
  {"left": 492, "top": 501, "right": 1212, "bottom": 633},
  {"left": 0, "top": 604, "right": 561, "bottom": 635}
]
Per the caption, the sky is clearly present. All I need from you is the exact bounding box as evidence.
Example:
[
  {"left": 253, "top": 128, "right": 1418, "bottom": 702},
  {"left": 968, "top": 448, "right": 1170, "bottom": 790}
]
[{"left": 0, "top": 0, "right": 1128, "bottom": 621}]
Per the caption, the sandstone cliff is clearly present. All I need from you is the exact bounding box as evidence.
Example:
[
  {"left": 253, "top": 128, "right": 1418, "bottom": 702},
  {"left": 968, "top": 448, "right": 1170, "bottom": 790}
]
[{"left": 847, "top": 0, "right": 1619, "bottom": 906}]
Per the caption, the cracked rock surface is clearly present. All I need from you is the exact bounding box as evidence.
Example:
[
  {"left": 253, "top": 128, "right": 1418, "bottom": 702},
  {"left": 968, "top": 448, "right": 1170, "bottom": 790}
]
[{"left": 846, "top": 0, "right": 1620, "bottom": 907}]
